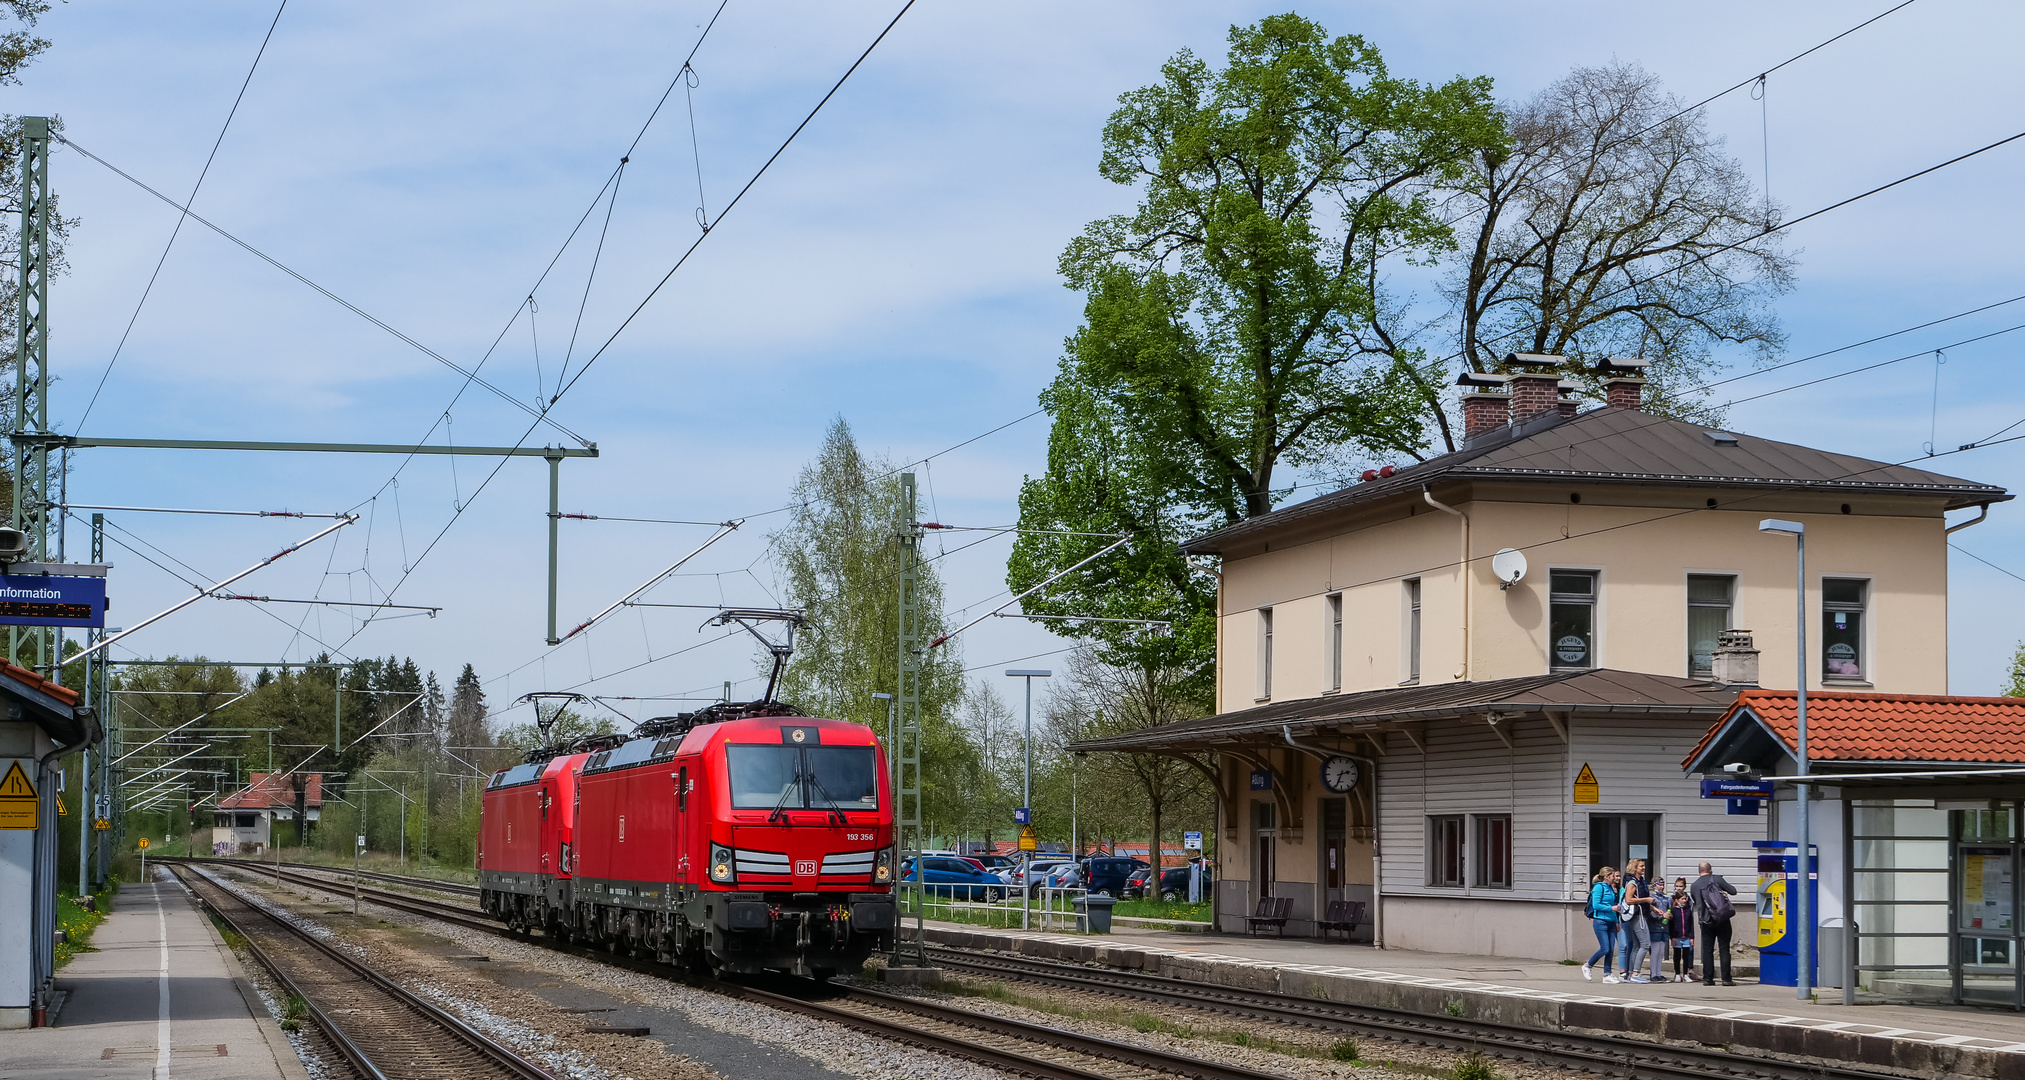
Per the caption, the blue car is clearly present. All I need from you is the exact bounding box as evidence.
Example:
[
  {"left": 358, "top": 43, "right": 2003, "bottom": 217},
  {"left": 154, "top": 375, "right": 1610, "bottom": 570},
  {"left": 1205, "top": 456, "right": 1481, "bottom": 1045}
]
[{"left": 902, "top": 856, "right": 1008, "bottom": 901}]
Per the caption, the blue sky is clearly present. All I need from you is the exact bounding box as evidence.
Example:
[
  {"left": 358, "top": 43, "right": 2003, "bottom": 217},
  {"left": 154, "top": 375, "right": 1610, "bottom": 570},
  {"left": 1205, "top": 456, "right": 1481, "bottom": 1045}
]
[{"left": 12, "top": 0, "right": 2025, "bottom": 727}]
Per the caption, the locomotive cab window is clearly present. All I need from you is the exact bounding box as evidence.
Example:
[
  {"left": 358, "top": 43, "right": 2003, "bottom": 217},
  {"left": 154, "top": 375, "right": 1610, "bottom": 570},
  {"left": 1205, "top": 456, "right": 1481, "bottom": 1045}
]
[{"left": 726, "top": 743, "right": 880, "bottom": 811}]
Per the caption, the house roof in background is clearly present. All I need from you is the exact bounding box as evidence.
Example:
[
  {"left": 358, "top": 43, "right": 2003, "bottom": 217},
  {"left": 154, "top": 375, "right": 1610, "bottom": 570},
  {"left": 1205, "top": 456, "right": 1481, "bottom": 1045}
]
[
  {"left": 219, "top": 771, "right": 324, "bottom": 810},
  {"left": 1074, "top": 668, "right": 1736, "bottom": 753},
  {"left": 1185, "top": 407, "right": 2009, "bottom": 555}
]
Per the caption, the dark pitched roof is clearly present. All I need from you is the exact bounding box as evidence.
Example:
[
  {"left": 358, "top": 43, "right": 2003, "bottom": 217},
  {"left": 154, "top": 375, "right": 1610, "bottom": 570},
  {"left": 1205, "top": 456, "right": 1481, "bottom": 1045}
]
[
  {"left": 1185, "top": 407, "right": 2009, "bottom": 555},
  {"left": 1073, "top": 668, "right": 1737, "bottom": 753}
]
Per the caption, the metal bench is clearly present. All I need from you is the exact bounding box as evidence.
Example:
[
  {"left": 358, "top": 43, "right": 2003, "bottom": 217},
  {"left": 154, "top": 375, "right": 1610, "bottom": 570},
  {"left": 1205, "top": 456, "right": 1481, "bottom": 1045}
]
[
  {"left": 1317, "top": 899, "right": 1366, "bottom": 941},
  {"left": 1244, "top": 895, "right": 1293, "bottom": 936}
]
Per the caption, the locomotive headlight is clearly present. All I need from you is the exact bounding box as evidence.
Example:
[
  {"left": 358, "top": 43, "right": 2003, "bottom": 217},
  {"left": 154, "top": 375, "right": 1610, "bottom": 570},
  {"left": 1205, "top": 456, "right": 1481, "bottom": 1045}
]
[
  {"left": 874, "top": 848, "right": 893, "bottom": 883},
  {"left": 710, "top": 844, "right": 735, "bottom": 883}
]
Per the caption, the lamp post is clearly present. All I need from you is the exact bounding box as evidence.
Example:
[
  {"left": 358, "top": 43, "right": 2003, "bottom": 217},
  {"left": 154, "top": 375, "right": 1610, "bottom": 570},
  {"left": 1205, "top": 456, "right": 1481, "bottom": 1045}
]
[
  {"left": 1760, "top": 518, "right": 1811, "bottom": 1000},
  {"left": 1006, "top": 669, "right": 1051, "bottom": 930}
]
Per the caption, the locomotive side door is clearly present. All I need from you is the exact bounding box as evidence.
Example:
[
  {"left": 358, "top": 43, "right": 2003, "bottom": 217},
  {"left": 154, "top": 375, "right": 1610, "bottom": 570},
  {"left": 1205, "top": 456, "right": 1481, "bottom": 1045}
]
[{"left": 673, "top": 758, "right": 694, "bottom": 885}]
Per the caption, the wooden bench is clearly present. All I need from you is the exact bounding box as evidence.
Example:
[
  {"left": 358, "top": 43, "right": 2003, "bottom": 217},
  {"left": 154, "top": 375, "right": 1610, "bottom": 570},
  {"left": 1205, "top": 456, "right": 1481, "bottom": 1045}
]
[
  {"left": 1317, "top": 899, "right": 1366, "bottom": 941},
  {"left": 1244, "top": 895, "right": 1293, "bottom": 936}
]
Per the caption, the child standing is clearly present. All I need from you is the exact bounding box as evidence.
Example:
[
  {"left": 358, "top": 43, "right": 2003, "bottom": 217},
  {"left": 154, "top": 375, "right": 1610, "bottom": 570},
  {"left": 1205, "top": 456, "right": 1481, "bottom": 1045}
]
[{"left": 1668, "top": 877, "right": 1697, "bottom": 982}]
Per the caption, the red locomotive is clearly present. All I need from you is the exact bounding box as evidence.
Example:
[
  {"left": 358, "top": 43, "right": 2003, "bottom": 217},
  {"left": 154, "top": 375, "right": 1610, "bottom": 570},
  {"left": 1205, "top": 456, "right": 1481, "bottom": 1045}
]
[{"left": 479, "top": 701, "right": 896, "bottom": 978}]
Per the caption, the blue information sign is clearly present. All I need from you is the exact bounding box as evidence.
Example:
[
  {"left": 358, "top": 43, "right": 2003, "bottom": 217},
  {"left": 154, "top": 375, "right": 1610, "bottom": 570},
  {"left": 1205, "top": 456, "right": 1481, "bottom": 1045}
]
[
  {"left": 1700, "top": 778, "right": 1774, "bottom": 799},
  {"left": 0, "top": 571, "right": 105, "bottom": 628},
  {"left": 1013, "top": 807, "right": 1030, "bottom": 825}
]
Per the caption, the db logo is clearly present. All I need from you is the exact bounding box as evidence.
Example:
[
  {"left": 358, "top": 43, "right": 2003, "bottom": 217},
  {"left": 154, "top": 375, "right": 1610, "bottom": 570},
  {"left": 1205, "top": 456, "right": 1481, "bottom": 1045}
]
[{"left": 795, "top": 860, "right": 819, "bottom": 877}]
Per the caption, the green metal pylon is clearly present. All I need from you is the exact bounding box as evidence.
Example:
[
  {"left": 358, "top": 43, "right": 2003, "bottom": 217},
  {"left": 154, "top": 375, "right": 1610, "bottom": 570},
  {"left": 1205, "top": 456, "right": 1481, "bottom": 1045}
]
[
  {"left": 895, "top": 472, "right": 924, "bottom": 959},
  {"left": 10, "top": 116, "right": 51, "bottom": 669}
]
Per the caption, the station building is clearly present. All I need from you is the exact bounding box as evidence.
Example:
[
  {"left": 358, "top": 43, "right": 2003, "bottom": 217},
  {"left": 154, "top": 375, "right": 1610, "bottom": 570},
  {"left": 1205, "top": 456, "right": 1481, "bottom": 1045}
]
[
  {"left": 1075, "top": 355, "right": 2009, "bottom": 961},
  {"left": 0, "top": 660, "right": 94, "bottom": 1028}
]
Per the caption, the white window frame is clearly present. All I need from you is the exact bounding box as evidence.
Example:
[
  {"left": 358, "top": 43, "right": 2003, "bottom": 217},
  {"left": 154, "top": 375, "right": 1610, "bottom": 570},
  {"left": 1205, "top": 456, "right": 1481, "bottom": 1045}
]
[
  {"left": 1326, "top": 592, "right": 1343, "bottom": 694},
  {"left": 1685, "top": 570, "right": 1738, "bottom": 679},
  {"left": 1547, "top": 565, "right": 1603, "bottom": 673},
  {"left": 1820, "top": 573, "right": 1873, "bottom": 685},
  {"left": 1256, "top": 606, "right": 1274, "bottom": 701},
  {"left": 1428, "top": 815, "right": 1465, "bottom": 887},
  {"left": 1402, "top": 578, "right": 1422, "bottom": 685}
]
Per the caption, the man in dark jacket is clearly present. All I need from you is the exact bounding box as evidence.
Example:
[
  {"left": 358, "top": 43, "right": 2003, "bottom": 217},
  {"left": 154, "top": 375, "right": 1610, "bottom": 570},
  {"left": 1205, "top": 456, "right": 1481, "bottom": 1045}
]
[{"left": 1693, "top": 861, "right": 1739, "bottom": 986}]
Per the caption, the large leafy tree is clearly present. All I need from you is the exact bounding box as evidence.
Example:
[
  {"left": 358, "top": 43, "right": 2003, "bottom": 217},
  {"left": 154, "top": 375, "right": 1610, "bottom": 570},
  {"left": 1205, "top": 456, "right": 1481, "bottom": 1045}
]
[
  {"left": 1430, "top": 62, "right": 1794, "bottom": 431},
  {"left": 769, "top": 417, "right": 980, "bottom": 829},
  {"left": 1013, "top": 15, "right": 1503, "bottom": 688}
]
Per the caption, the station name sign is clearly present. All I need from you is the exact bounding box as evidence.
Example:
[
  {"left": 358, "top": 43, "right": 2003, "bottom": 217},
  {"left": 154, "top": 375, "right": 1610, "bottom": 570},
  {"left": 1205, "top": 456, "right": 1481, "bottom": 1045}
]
[
  {"left": 0, "top": 563, "right": 107, "bottom": 628},
  {"left": 1700, "top": 778, "right": 1774, "bottom": 799}
]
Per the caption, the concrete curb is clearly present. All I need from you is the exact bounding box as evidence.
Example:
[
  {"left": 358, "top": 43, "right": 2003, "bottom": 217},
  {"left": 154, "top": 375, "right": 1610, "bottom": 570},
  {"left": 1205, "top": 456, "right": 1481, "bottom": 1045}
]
[{"left": 922, "top": 925, "right": 2025, "bottom": 1080}]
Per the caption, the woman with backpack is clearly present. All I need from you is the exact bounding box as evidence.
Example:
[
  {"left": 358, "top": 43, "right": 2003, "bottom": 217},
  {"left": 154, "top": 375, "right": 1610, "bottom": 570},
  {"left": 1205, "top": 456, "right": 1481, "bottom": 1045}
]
[
  {"left": 1582, "top": 867, "right": 1622, "bottom": 981},
  {"left": 1615, "top": 859, "right": 1656, "bottom": 984}
]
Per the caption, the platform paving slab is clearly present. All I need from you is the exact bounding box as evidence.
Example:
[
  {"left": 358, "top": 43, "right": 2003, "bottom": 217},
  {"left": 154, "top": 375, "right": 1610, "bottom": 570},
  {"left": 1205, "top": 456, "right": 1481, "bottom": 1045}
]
[
  {"left": 0, "top": 870, "right": 305, "bottom": 1080},
  {"left": 917, "top": 918, "right": 2025, "bottom": 1080}
]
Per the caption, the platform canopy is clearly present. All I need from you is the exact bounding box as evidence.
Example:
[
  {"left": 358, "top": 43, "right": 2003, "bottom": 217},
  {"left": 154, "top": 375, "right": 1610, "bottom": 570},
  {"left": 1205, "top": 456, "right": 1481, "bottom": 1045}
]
[{"left": 1073, "top": 668, "right": 1736, "bottom": 755}]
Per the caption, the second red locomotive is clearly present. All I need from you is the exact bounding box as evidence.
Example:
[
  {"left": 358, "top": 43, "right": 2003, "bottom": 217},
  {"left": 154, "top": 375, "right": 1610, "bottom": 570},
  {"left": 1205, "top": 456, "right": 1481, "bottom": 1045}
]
[{"left": 480, "top": 701, "right": 896, "bottom": 978}]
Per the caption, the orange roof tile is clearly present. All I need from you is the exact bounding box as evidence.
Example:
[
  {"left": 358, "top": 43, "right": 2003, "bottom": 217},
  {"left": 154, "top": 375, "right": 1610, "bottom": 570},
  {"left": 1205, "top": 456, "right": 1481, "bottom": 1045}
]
[
  {"left": 1684, "top": 689, "right": 2025, "bottom": 768},
  {"left": 0, "top": 660, "right": 80, "bottom": 706}
]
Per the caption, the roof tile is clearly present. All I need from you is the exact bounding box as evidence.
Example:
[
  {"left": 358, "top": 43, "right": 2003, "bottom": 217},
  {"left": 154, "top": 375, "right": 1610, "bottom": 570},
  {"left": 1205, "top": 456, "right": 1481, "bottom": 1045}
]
[{"left": 1684, "top": 690, "right": 2025, "bottom": 767}]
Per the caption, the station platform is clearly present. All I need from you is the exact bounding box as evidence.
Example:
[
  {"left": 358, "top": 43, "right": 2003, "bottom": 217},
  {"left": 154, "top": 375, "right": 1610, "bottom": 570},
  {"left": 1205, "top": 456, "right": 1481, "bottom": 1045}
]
[
  {"left": 916, "top": 918, "right": 2025, "bottom": 1079},
  {"left": 0, "top": 869, "right": 310, "bottom": 1080}
]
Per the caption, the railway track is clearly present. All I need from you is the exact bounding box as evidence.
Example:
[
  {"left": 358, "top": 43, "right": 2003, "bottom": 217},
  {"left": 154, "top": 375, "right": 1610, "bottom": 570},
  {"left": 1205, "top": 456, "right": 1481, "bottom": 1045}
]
[
  {"left": 175, "top": 859, "right": 1294, "bottom": 1080},
  {"left": 186, "top": 859, "right": 1924, "bottom": 1080},
  {"left": 921, "top": 946, "right": 1903, "bottom": 1080},
  {"left": 169, "top": 864, "right": 558, "bottom": 1080}
]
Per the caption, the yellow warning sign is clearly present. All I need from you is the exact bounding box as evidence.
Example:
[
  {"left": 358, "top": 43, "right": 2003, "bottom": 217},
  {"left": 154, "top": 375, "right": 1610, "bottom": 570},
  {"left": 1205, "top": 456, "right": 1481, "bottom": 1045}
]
[
  {"left": 1018, "top": 825, "right": 1037, "bottom": 852},
  {"left": 0, "top": 761, "right": 37, "bottom": 829},
  {"left": 94, "top": 817, "right": 111, "bottom": 832},
  {"left": 56, "top": 796, "right": 66, "bottom": 816},
  {"left": 137, "top": 837, "right": 149, "bottom": 850},
  {"left": 1573, "top": 763, "right": 1600, "bottom": 804}
]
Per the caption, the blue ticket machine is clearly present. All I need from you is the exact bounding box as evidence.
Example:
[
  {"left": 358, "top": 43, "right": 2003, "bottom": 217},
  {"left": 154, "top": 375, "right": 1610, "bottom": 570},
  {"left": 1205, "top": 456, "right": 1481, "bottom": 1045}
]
[{"left": 1754, "top": 840, "right": 1818, "bottom": 987}]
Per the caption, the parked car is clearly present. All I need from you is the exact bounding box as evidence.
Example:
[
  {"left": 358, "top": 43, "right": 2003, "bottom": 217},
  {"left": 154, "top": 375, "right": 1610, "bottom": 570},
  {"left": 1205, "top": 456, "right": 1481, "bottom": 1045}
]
[
  {"left": 1009, "top": 857, "right": 1072, "bottom": 893},
  {"left": 1127, "top": 864, "right": 1212, "bottom": 902},
  {"left": 901, "top": 856, "right": 1007, "bottom": 901},
  {"left": 968, "top": 852, "right": 1018, "bottom": 876},
  {"left": 1080, "top": 856, "right": 1148, "bottom": 897}
]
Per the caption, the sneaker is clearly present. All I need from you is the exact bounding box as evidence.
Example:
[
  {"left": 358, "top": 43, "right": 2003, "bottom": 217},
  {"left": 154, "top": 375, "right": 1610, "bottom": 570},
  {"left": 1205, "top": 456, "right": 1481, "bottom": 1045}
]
[
  {"left": 1721, "top": 980, "right": 1737, "bottom": 986},
  {"left": 1624, "top": 974, "right": 1650, "bottom": 984},
  {"left": 1581, "top": 964, "right": 1593, "bottom": 981},
  {"left": 1602, "top": 973, "right": 1622, "bottom": 984}
]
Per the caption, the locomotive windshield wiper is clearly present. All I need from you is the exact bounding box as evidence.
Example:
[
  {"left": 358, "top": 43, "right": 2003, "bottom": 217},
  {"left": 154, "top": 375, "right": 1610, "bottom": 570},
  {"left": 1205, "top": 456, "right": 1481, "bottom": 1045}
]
[
  {"left": 803, "top": 769, "right": 848, "bottom": 827},
  {"left": 767, "top": 767, "right": 802, "bottom": 826}
]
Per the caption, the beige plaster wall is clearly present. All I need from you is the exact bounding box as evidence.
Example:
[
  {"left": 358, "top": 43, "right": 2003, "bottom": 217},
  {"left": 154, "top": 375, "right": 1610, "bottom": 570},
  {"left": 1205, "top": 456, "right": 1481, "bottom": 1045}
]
[{"left": 1219, "top": 484, "right": 1951, "bottom": 702}]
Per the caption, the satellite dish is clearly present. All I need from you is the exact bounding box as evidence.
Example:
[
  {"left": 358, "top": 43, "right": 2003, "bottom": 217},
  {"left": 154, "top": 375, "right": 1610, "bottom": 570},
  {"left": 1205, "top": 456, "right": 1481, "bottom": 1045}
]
[{"left": 1491, "top": 548, "right": 1528, "bottom": 589}]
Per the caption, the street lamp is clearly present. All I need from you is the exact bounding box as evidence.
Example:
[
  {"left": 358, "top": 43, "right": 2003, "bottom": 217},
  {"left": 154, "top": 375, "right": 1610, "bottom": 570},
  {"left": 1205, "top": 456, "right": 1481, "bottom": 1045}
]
[
  {"left": 1760, "top": 518, "right": 1811, "bottom": 1001},
  {"left": 1006, "top": 668, "right": 1051, "bottom": 930}
]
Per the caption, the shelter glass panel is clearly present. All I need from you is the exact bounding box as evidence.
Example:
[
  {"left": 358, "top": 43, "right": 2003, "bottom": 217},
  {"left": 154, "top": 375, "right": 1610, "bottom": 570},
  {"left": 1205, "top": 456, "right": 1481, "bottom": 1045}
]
[{"left": 1854, "top": 802, "right": 1951, "bottom": 992}]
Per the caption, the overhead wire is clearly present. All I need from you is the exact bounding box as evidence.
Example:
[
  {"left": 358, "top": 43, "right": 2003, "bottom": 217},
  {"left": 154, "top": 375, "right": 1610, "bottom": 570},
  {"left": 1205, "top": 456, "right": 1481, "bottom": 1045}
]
[
  {"left": 325, "top": 0, "right": 918, "bottom": 661},
  {"left": 76, "top": 0, "right": 290, "bottom": 433}
]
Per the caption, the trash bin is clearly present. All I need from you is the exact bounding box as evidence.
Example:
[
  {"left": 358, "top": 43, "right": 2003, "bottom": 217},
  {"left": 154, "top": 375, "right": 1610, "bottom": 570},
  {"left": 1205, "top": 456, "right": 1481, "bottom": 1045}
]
[{"left": 1074, "top": 894, "right": 1116, "bottom": 933}]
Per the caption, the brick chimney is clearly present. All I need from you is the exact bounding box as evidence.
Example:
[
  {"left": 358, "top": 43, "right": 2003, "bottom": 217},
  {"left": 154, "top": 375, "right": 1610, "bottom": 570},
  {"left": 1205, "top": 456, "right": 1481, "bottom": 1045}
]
[
  {"left": 1595, "top": 358, "right": 1650, "bottom": 410},
  {"left": 1503, "top": 353, "right": 1564, "bottom": 423},
  {"left": 1556, "top": 380, "right": 1581, "bottom": 419},
  {"left": 1710, "top": 629, "right": 1759, "bottom": 686},
  {"left": 1455, "top": 372, "right": 1509, "bottom": 439}
]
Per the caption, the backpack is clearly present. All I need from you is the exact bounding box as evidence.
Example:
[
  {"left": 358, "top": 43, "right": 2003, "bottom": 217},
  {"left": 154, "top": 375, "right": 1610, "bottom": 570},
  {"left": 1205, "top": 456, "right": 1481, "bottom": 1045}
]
[
  {"left": 1585, "top": 881, "right": 1617, "bottom": 920},
  {"left": 1698, "top": 881, "right": 1736, "bottom": 922}
]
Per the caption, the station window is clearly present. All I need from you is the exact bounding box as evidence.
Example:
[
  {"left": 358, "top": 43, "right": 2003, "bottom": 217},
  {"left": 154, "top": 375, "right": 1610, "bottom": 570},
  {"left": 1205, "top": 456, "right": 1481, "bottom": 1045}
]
[
  {"left": 1327, "top": 593, "right": 1343, "bottom": 692},
  {"left": 1549, "top": 570, "right": 1598, "bottom": 671},
  {"left": 1687, "top": 574, "right": 1734, "bottom": 678},
  {"left": 1822, "top": 578, "right": 1867, "bottom": 681},
  {"left": 1428, "top": 815, "right": 1465, "bottom": 887},
  {"left": 1404, "top": 578, "right": 1422, "bottom": 684},
  {"left": 1473, "top": 815, "right": 1513, "bottom": 889},
  {"left": 1257, "top": 607, "right": 1274, "bottom": 700}
]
